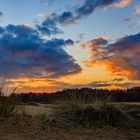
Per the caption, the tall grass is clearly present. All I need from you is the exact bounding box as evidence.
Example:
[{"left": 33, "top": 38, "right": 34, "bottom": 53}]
[
  {"left": 0, "top": 80, "right": 21, "bottom": 118},
  {"left": 49, "top": 90, "right": 134, "bottom": 129}
]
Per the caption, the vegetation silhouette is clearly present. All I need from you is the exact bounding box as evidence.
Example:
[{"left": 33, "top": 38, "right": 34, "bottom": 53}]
[{"left": 13, "top": 87, "right": 140, "bottom": 103}]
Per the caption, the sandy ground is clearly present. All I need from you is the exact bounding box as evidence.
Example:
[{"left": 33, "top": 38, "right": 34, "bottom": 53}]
[
  {"left": 24, "top": 102, "right": 140, "bottom": 116},
  {"left": 0, "top": 102, "right": 139, "bottom": 140},
  {"left": 0, "top": 115, "right": 139, "bottom": 140}
]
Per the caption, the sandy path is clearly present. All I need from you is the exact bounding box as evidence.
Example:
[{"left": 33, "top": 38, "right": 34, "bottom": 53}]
[{"left": 22, "top": 102, "right": 140, "bottom": 116}]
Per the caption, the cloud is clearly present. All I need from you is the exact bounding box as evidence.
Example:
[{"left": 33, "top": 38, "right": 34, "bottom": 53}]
[
  {"left": 0, "top": 24, "right": 81, "bottom": 79},
  {"left": 64, "top": 81, "right": 111, "bottom": 89},
  {"left": 123, "top": 17, "right": 131, "bottom": 22},
  {"left": 68, "top": 79, "right": 132, "bottom": 89},
  {"left": 37, "top": 11, "right": 77, "bottom": 35},
  {"left": 84, "top": 33, "right": 140, "bottom": 80},
  {"left": 87, "top": 37, "right": 108, "bottom": 48},
  {"left": 76, "top": 0, "right": 132, "bottom": 19},
  {"left": 40, "top": 0, "right": 55, "bottom": 6},
  {"left": 37, "top": 13, "right": 50, "bottom": 18},
  {"left": 0, "top": 11, "right": 3, "bottom": 17},
  {"left": 76, "top": 0, "right": 117, "bottom": 19},
  {"left": 37, "top": 0, "right": 123, "bottom": 35},
  {"left": 58, "top": 11, "right": 76, "bottom": 25},
  {"left": 112, "top": 77, "right": 125, "bottom": 82},
  {"left": 11, "top": 76, "right": 139, "bottom": 92},
  {"left": 75, "top": 0, "right": 132, "bottom": 19},
  {"left": 83, "top": 82, "right": 110, "bottom": 88},
  {"left": 79, "top": 33, "right": 86, "bottom": 39},
  {"left": 36, "top": 13, "right": 63, "bottom": 36},
  {"left": 85, "top": 37, "right": 108, "bottom": 58},
  {"left": 135, "top": 4, "right": 140, "bottom": 14},
  {"left": 115, "top": 0, "right": 131, "bottom": 8}
]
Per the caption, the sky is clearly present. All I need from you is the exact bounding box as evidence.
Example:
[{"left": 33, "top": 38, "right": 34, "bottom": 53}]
[{"left": 0, "top": 0, "right": 140, "bottom": 93}]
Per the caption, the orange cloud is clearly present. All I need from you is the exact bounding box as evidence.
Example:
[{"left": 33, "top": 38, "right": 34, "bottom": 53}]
[
  {"left": 83, "top": 33, "right": 140, "bottom": 80},
  {"left": 135, "top": 5, "right": 140, "bottom": 14},
  {"left": 86, "top": 37, "right": 108, "bottom": 58},
  {"left": 115, "top": 0, "right": 131, "bottom": 8},
  {"left": 84, "top": 58, "right": 131, "bottom": 78},
  {"left": 6, "top": 78, "right": 61, "bottom": 93}
]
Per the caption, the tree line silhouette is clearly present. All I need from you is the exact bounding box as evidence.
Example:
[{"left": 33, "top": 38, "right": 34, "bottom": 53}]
[{"left": 12, "top": 87, "right": 140, "bottom": 103}]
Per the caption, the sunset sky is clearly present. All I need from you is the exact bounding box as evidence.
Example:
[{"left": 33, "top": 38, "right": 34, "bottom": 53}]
[{"left": 0, "top": 0, "right": 140, "bottom": 93}]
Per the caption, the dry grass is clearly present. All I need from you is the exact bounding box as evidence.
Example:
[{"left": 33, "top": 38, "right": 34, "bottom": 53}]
[
  {"left": 0, "top": 80, "right": 21, "bottom": 118},
  {"left": 0, "top": 102, "right": 139, "bottom": 140},
  {"left": 48, "top": 92, "right": 136, "bottom": 130},
  {"left": 0, "top": 114, "right": 139, "bottom": 140},
  {"left": 0, "top": 86, "right": 139, "bottom": 140}
]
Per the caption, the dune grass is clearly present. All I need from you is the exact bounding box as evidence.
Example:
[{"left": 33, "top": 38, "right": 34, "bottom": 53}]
[
  {"left": 49, "top": 91, "right": 135, "bottom": 129},
  {"left": 0, "top": 80, "right": 21, "bottom": 118}
]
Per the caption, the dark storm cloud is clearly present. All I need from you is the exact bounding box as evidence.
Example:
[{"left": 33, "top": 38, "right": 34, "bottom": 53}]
[
  {"left": 84, "top": 33, "right": 140, "bottom": 80},
  {"left": 0, "top": 24, "right": 81, "bottom": 78}
]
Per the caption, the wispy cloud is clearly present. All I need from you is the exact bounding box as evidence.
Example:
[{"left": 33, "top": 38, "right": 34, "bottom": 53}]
[
  {"left": 123, "top": 17, "right": 131, "bottom": 22},
  {"left": 37, "top": 13, "right": 50, "bottom": 18},
  {"left": 115, "top": 0, "right": 131, "bottom": 8},
  {"left": 40, "top": 0, "right": 55, "bottom": 6}
]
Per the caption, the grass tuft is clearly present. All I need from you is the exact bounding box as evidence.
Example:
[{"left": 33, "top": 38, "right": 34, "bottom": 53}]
[
  {"left": 0, "top": 80, "right": 21, "bottom": 118},
  {"left": 49, "top": 91, "right": 134, "bottom": 129}
]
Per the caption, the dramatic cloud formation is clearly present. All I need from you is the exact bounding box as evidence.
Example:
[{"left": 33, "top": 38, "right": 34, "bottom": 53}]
[
  {"left": 0, "top": 24, "right": 81, "bottom": 78},
  {"left": 84, "top": 33, "right": 140, "bottom": 80},
  {"left": 115, "top": 0, "right": 131, "bottom": 8},
  {"left": 0, "top": 0, "right": 138, "bottom": 92}
]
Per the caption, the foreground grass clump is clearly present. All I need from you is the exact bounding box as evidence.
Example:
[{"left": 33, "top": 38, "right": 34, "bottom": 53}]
[
  {"left": 49, "top": 92, "right": 134, "bottom": 129},
  {"left": 0, "top": 80, "right": 20, "bottom": 118},
  {"left": 0, "top": 96, "right": 18, "bottom": 118}
]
